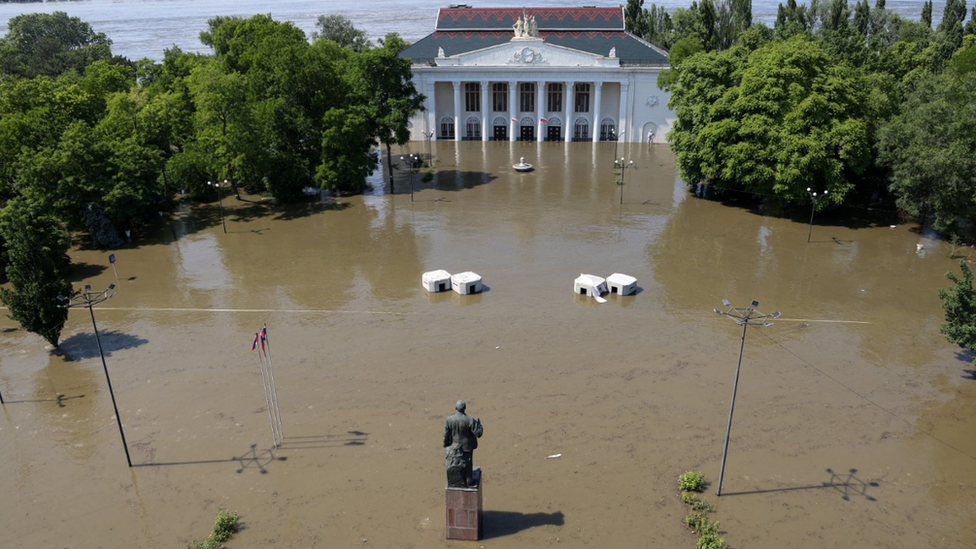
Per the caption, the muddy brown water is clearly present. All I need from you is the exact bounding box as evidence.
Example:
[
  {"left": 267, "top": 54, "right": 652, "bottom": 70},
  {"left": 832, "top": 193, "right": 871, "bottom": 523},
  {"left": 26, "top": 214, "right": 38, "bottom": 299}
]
[{"left": 1, "top": 142, "right": 974, "bottom": 548}]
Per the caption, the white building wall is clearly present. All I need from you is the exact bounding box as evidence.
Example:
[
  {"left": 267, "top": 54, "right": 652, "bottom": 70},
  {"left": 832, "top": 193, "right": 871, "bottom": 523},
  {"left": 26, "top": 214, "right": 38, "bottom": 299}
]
[
  {"left": 434, "top": 82, "right": 455, "bottom": 138},
  {"left": 406, "top": 40, "right": 672, "bottom": 144},
  {"left": 628, "top": 73, "right": 672, "bottom": 144},
  {"left": 600, "top": 82, "right": 621, "bottom": 131}
]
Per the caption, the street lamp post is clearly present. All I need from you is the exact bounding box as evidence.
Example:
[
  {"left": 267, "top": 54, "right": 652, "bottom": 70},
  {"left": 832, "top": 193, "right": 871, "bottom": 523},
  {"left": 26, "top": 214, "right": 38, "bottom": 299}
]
[
  {"left": 208, "top": 180, "right": 226, "bottom": 234},
  {"left": 806, "top": 187, "right": 828, "bottom": 243},
  {"left": 400, "top": 154, "right": 418, "bottom": 202},
  {"left": 713, "top": 299, "right": 780, "bottom": 496},
  {"left": 614, "top": 157, "right": 634, "bottom": 205},
  {"left": 58, "top": 284, "right": 132, "bottom": 467}
]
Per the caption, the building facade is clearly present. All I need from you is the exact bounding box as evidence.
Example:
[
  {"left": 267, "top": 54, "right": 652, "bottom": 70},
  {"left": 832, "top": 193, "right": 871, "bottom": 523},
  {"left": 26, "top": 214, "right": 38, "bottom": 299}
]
[{"left": 399, "top": 6, "right": 674, "bottom": 144}]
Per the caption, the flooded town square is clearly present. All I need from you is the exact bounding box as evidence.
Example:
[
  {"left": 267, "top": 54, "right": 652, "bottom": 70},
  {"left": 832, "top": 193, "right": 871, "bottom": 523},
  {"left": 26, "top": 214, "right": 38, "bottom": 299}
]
[{"left": 1, "top": 142, "right": 974, "bottom": 548}]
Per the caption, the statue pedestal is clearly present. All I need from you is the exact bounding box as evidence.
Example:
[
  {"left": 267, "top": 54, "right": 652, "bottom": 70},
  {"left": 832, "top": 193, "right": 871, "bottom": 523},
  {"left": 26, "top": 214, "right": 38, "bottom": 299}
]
[{"left": 445, "top": 467, "right": 483, "bottom": 541}]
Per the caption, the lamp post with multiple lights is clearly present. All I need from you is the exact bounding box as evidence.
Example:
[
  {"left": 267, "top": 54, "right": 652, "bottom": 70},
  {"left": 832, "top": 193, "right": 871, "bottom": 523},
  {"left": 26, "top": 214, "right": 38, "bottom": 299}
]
[
  {"left": 58, "top": 284, "right": 131, "bottom": 467},
  {"left": 712, "top": 299, "right": 780, "bottom": 495},
  {"left": 208, "top": 180, "right": 226, "bottom": 234},
  {"left": 400, "top": 154, "right": 419, "bottom": 202},
  {"left": 614, "top": 157, "right": 634, "bottom": 205},
  {"left": 806, "top": 188, "right": 828, "bottom": 243}
]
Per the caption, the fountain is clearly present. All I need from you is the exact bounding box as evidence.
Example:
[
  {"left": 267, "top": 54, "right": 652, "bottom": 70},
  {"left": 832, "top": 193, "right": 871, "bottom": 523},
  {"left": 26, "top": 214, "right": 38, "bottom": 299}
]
[{"left": 513, "top": 156, "right": 533, "bottom": 172}]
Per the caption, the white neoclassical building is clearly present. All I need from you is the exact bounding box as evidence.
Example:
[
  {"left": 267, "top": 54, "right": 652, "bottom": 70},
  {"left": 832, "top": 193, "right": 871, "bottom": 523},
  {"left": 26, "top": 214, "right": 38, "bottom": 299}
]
[{"left": 400, "top": 5, "right": 674, "bottom": 144}]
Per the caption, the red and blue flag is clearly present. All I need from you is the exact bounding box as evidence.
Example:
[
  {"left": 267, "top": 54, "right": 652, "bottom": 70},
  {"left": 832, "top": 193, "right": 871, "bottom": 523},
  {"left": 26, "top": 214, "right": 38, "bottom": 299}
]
[
  {"left": 260, "top": 327, "right": 267, "bottom": 353},
  {"left": 250, "top": 333, "right": 258, "bottom": 351}
]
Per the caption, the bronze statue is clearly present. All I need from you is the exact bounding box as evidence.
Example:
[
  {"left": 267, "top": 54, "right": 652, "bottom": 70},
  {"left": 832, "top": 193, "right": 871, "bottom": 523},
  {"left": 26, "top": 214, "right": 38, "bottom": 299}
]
[{"left": 444, "top": 400, "right": 483, "bottom": 487}]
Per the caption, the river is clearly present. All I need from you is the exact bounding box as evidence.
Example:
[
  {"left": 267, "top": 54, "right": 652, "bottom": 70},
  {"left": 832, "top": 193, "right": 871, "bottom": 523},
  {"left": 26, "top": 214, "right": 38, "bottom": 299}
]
[
  {"left": 1, "top": 142, "right": 973, "bottom": 547},
  {"left": 0, "top": 0, "right": 944, "bottom": 61}
]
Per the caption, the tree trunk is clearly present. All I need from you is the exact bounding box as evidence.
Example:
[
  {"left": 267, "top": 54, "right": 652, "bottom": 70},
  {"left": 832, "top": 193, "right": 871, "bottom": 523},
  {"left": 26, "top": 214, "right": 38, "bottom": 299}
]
[{"left": 386, "top": 140, "right": 394, "bottom": 193}]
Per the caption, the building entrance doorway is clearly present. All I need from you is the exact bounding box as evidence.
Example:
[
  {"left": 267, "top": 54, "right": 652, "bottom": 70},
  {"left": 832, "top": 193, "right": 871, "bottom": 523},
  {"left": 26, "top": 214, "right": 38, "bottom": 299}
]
[
  {"left": 547, "top": 126, "right": 561, "bottom": 141},
  {"left": 493, "top": 125, "right": 507, "bottom": 140},
  {"left": 520, "top": 126, "right": 535, "bottom": 141}
]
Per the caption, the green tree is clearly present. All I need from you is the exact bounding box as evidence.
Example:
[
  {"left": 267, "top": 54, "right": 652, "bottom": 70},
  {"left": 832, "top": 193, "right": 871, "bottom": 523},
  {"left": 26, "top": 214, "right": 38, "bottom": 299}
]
[
  {"left": 922, "top": 0, "right": 933, "bottom": 28},
  {"left": 645, "top": 4, "right": 675, "bottom": 47},
  {"left": 854, "top": 0, "right": 871, "bottom": 37},
  {"left": 657, "top": 36, "right": 705, "bottom": 90},
  {"left": 316, "top": 105, "right": 378, "bottom": 191},
  {"left": 345, "top": 33, "right": 424, "bottom": 193},
  {"left": 939, "top": 260, "right": 976, "bottom": 360},
  {"left": 312, "top": 14, "right": 372, "bottom": 52},
  {"left": 774, "top": 0, "right": 809, "bottom": 38},
  {"left": 626, "top": 0, "right": 650, "bottom": 39},
  {"left": 731, "top": 0, "right": 753, "bottom": 38},
  {"left": 0, "top": 198, "right": 72, "bottom": 347},
  {"left": 877, "top": 72, "right": 976, "bottom": 232},
  {"left": 669, "top": 37, "right": 870, "bottom": 203},
  {"left": 0, "top": 11, "right": 112, "bottom": 78}
]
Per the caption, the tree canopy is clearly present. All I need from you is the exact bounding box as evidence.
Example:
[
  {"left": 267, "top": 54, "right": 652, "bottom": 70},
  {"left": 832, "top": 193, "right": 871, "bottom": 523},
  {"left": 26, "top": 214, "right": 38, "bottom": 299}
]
[
  {"left": 0, "top": 197, "right": 72, "bottom": 347},
  {"left": 0, "top": 11, "right": 113, "bottom": 79},
  {"left": 659, "top": 0, "right": 976, "bottom": 232}
]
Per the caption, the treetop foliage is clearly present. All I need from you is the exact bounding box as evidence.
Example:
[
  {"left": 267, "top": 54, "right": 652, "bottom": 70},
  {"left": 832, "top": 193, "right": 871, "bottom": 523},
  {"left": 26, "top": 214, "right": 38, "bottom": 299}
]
[
  {"left": 0, "top": 11, "right": 113, "bottom": 79},
  {"left": 654, "top": 0, "right": 976, "bottom": 234}
]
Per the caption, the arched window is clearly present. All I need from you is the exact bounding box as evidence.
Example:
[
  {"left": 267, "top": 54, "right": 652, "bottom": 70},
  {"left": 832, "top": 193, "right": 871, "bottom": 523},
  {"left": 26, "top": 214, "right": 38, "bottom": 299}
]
[
  {"left": 547, "top": 116, "right": 562, "bottom": 127},
  {"left": 493, "top": 116, "right": 508, "bottom": 126},
  {"left": 573, "top": 117, "right": 589, "bottom": 141},
  {"left": 520, "top": 116, "right": 535, "bottom": 127},
  {"left": 465, "top": 116, "right": 481, "bottom": 140},
  {"left": 440, "top": 116, "right": 455, "bottom": 139},
  {"left": 600, "top": 117, "right": 616, "bottom": 142}
]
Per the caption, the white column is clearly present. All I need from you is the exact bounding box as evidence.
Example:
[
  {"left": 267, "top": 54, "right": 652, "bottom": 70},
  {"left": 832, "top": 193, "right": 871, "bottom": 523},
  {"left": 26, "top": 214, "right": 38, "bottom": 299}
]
[
  {"left": 426, "top": 81, "right": 436, "bottom": 139},
  {"left": 618, "top": 81, "right": 629, "bottom": 143},
  {"left": 536, "top": 81, "right": 545, "bottom": 142},
  {"left": 453, "top": 81, "right": 462, "bottom": 142},
  {"left": 508, "top": 80, "right": 517, "bottom": 142},
  {"left": 564, "top": 81, "right": 574, "bottom": 143},
  {"left": 592, "top": 81, "right": 603, "bottom": 143},
  {"left": 481, "top": 81, "right": 490, "bottom": 142}
]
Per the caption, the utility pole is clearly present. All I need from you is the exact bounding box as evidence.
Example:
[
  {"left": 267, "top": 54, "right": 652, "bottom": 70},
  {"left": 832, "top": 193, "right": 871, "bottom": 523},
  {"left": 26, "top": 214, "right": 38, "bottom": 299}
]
[
  {"left": 807, "top": 188, "right": 828, "bottom": 243},
  {"left": 58, "top": 284, "right": 132, "bottom": 467},
  {"left": 712, "top": 299, "right": 780, "bottom": 496}
]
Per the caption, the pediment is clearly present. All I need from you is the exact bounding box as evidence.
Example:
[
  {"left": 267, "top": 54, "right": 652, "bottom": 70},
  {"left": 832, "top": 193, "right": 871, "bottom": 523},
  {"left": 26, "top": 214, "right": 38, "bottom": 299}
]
[{"left": 436, "top": 38, "right": 619, "bottom": 68}]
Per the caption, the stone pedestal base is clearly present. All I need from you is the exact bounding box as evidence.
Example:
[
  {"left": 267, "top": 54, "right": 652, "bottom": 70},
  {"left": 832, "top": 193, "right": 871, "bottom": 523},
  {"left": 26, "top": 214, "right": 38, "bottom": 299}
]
[{"left": 446, "top": 467, "right": 483, "bottom": 541}]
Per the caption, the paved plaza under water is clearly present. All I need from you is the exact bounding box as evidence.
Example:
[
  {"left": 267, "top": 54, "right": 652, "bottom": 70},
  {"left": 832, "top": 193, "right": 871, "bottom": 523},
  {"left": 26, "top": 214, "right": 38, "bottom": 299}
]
[{"left": 1, "top": 142, "right": 973, "bottom": 548}]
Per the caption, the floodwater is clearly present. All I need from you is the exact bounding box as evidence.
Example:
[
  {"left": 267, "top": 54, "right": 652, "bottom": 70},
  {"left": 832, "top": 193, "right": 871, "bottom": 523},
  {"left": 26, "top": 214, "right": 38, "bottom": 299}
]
[
  {"left": 1, "top": 142, "right": 974, "bottom": 548},
  {"left": 0, "top": 0, "right": 944, "bottom": 62}
]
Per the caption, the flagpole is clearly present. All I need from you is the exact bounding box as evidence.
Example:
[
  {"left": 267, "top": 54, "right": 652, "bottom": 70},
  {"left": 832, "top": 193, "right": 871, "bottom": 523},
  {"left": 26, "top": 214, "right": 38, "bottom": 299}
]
[
  {"left": 263, "top": 325, "right": 284, "bottom": 441},
  {"left": 254, "top": 334, "right": 279, "bottom": 448},
  {"left": 262, "top": 348, "right": 282, "bottom": 448}
]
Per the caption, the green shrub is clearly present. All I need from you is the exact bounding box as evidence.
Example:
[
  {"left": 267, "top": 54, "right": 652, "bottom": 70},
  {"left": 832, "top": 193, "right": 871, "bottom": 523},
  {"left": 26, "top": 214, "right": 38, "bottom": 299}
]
[
  {"left": 679, "top": 470, "right": 706, "bottom": 492},
  {"left": 685, "top": 511, "right": 708, "bottom": 533},
  {"left": 211, "top": 510, "right": 239, "bottom": 542},
  {"left": 681, "top": 490, "right": 698, "bottom": 505},
  {"left": 185, "top": 510, "right": 240, "bottom": 549}
]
